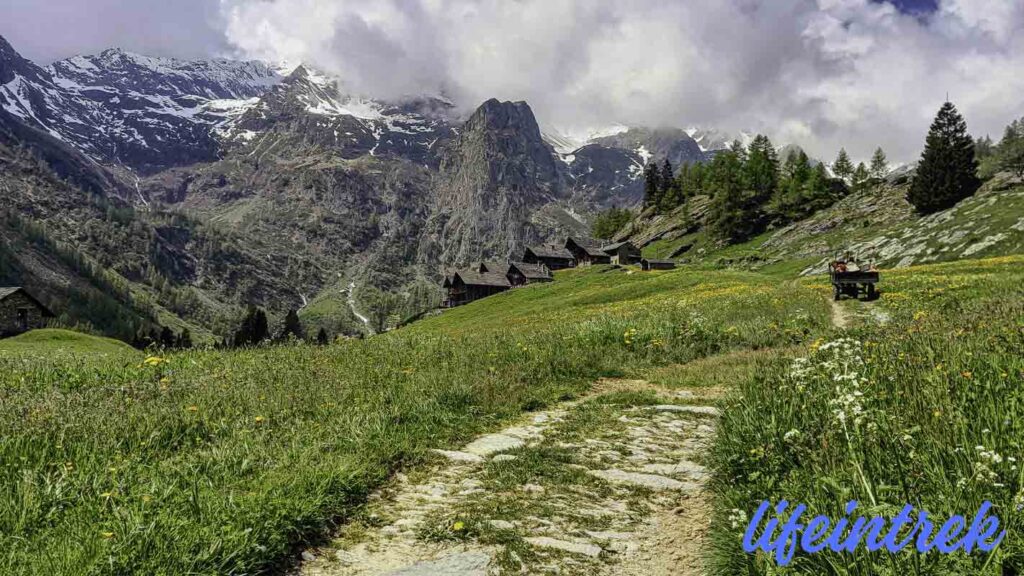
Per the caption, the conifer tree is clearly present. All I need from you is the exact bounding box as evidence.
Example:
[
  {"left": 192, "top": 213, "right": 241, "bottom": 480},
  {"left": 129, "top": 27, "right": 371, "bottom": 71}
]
[
  {"left": 707, "top": 150, "right": 751, "bottom": 242},
  {"left": 997, "top": 118, "right": 1024, "bottom": 178},
  {"left": 869, "top": 147, "right": 889, "bottom": 181},
  {"left": 658, "top": 159, "right": 677, "bottom": 212},
  {"left": 745, "top": 135, "right": 779, "bottom": 205},
  {"left": 853, "top": 162, "right": 870, "bottom": 192},
  {"left": 317, "top": 327, "right": 330, "bottom": 346},
  {"left": 907, "top": 102, "right": 980, "bottom": 214},
  {"left": 832, "top": 148, "right": 854, "bottom": 181},
  {"left": 642, "top": 162, "right": 660, "bottom": 211},
  {"left": 279, "top": 309, "right": 304, "bottom": 341}
]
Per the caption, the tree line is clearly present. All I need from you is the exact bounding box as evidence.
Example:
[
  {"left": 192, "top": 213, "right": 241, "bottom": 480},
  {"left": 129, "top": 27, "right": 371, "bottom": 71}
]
[
  {"left": 640, "top": 137, "right": 890, "bottom": 243},
  {"left": 627, "top": 101, "right": 1016, "bottom": 244}
]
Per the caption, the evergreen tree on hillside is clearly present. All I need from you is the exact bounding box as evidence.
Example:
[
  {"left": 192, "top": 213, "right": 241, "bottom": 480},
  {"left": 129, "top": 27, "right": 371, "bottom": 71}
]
[
  {"left": 642, "top": 163, "right": 660, "bottom": 210},
  {"left": 234, "top": 306, "right": 269, "bottom": 347},
  {"left": 159, "top": 326, "right": 176, "bottom": 349},
  {"left": 316, "top": 327, "right": 330, "bottom": 346},
  {"left": 279, "top": 309, "right": 304, "bottom": 341},
  {"left": 975, "top": 136, "right": 995, "bottom": 160},
  {"left": 869, "top": 147, "right": 889, "bottom": 181},
  {"left": 832, "top": 148, "right": 854, "bottom": 181},
  {"left": 707, "top": 151, "right": 753, "bottom": 242},
  {"left": 658, "top": 159, "right": 679, "bottom": 212},
  {"left": 176, "top": 328, "right": 192, "bottom": 349},
  {"left": 997, "top": 118, "right": 1024, "bottom": 178},
  {"left": 853, "top": 162, "right": 870, "bottom": 192},
  {"left": 745, "top": 135, "right": 779, "bottom": 206},
  {"left": 908, "top": 102, "right": 980, "bottom": 214},
  {"left": 592, "top": 207, "right": 633, "bottom": 240}
]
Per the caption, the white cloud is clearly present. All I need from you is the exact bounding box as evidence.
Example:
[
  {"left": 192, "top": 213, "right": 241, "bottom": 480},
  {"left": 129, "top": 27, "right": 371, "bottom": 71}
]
[
  {"left": 219, "top": 0, "right": 1022, "bottom": 163},
  {"left": 8, "top": 0, "right": 1021, "bottom": 164}
]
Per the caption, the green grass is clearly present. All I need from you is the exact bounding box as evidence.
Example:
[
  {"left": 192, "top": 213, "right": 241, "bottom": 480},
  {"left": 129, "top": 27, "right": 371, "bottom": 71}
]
[
  {"left": 0, "top": 329, "right": 138, "bottom": 356},
  {"left": 0, "top": 266, "right": 827, "bottom": 575},
  {"left": 709, "top": 255, "right": 1024, "bottom": 574}
]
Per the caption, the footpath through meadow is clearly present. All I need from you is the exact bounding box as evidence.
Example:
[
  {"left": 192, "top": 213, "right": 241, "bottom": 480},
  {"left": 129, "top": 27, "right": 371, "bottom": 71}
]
[{"left": 298, "top": 380, "right": 724, "bottom": 576}]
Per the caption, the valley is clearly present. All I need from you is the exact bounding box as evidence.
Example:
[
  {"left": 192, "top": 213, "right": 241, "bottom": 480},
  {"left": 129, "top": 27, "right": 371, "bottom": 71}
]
[{"left": 2, "top": 16, "right": 1024, "bottom": 576}]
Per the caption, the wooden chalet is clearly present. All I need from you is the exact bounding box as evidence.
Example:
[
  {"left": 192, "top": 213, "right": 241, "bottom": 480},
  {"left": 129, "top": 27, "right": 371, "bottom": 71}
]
[
  {"left": 444, "top": 270, "right": 512, "bottom": 308},
  {"left": 601, "top": 241, "right": 642, "bottom": 265},
  {"left": 0, "top": 287, "right": 54, "bottom": 337},
  {"left": 565, "top": 237, "right": 611, "bottom": 266},
  {"left": 507, "top": 262, "right": 553, "bottom": 286},
  {"left": 641, "top": 258, "right": 676, "bottom": 271},
  {"left": 522, "top": 244, "right": 575, "bottom": 270}
]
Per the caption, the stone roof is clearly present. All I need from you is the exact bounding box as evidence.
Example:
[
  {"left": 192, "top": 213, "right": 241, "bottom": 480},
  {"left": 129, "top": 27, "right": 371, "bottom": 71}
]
[
  {"left": 525, "top": 244, "right": 574, "bottom": 260},
  {"left": 600, "top": 241, "right": 638, "bottom": 253},
  {"left": 0, "top": 287, "right": 54, "bottom": 315},
  {"left": 566, "top": 237, "right": 607, "bottom": 257},
  {"left": 509, "top": 262, "right": 552, "bottom": 280},
  {"left": 454, "top": 270, "right": 512, "bottom": 288},
  {"left": 478, "top": 261, "right": 512, "bottom": 276}
]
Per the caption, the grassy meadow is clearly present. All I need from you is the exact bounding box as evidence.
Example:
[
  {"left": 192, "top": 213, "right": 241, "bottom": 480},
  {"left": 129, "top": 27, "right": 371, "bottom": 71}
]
[
  {"left": 709, "top": 255, "right": 1024, "bottom": 574},
  {"left": 0, "top": 266, "right": 828, "bottom": 575}
]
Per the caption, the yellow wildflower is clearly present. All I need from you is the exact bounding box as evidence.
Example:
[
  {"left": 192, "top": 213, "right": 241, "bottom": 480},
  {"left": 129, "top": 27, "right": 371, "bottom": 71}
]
[
  {"left": 143, "top": 356, "right": 165, "bottom": 367},
  {"left": 187, "top": 405, "right": 198, "bottom": 412},
  {"left": 452, "top": 521, "right": 465, "bottom": 531},
  {"left": 255, "top": 416, "right": 265, "bottom": 424},
  {"left": 101, "top": 532, "right": 115, "bottom": 539}
]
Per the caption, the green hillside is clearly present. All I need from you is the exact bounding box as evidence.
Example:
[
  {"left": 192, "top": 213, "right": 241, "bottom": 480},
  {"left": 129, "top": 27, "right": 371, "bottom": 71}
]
[
  {"left": 0, "top": 328, "right": 138, "bottom": 356},
  {"left": 2, "top": 253, "right": 1022, "bottom": 574},
  {"left": 630, "top": 174, "right": 1024, "bottom": 277}
]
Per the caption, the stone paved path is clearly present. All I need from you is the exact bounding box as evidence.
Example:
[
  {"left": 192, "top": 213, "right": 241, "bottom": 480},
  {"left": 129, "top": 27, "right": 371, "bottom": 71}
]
[{"left": 299, "top": 382, "right": 721, "bottom": 576}]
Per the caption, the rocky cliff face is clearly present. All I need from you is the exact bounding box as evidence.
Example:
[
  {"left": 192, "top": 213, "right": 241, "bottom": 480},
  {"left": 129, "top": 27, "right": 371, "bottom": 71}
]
[{"left": 422, "top": 99, "right": 569, "bottom": 266}]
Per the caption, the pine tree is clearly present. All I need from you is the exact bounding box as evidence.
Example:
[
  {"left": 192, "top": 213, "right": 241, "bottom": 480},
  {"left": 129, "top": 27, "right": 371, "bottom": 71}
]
[
  {"left": 176, "top": 328, "right": 192, "bottom": 349},
  {"left": 316, "top": 327, "right": 330, "bottom": 345},
  {"left": 279, "top": 309, "right": 304, "bottom": 341},
  {"left": 832, "top": 148, "right": 854, "bottom": 181},
  {"left": 745, "top": 135, "right": 779, "bottom": 206},
  {"left": 642, "top": 163, "right": 661, "bottom": 211},
  {"left": 658, "top": 159, "right": 677, "bottom": 212},
  {"left": 853, "top": 162, "right": 870, "bottom": 192},
  {"left": 907, "top": 102, "right": 980, "bottom": 214},
  {"left": 997, "top": 118, "right": 1024, "bottom": 178},
  {"left": 707, "top": 150, "right": 752, "bottom": 242},
  {"left": 869, "top": 147, "right": 889, "bottom": 181},
  {"left": 159, "top": 326, "right": 175, "bottom": 349}
]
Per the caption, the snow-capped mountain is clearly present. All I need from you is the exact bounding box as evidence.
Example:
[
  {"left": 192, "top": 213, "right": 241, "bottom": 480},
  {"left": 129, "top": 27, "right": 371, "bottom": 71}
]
[
  {"left": 219, "top": 65, "right": 457, "bottom": 165},
  {"left": 0, "top": 36, "right": 285, "bottom": 173}
]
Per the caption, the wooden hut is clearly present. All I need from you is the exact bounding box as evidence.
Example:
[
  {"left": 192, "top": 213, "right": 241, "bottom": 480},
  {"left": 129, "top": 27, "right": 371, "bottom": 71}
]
[
  {"left": 565, "top": 237, "right": 611, "bottom": 266},
  {"left": 0, "top": 287, "right": 54, "bottom": 337},
  {"left": 601, "top": 241, "right": 642, "bottom": 265},
  {"left": 444, "top": 270, "right": 512, "bottom": 307},
  {"left": 507, "top": 262, "right": 553, "bottom": 286},
  {"left": 522, "top": 245, "right": 575, "bottom": 270},
  {"left": 641, "top": 258, "right": 676, "bottom": 271}
]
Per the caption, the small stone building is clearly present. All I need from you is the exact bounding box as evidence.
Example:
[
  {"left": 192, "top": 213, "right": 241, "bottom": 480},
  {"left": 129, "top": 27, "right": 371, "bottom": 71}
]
[
  {"left": 641, "top": 258, "right": 676, "bottom": 271},
  {"left": 601, "top": 241, "right": 642, "bottom": 265},
  {"left": 522, "top": 245, "right": 575, "bottom": 270},
  {"left": 565, "top": 237, "right": 612, "bottom": 266},
  {"left": 0, "top": 287, "right": 53, "bottom": 337}
]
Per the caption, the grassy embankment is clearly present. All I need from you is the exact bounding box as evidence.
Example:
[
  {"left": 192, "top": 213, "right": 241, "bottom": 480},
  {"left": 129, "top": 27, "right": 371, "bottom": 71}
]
[
  {"left": 709, "top": 255, "right": 1024, "bottom": 574},
  {"left": 0, "top": 265, "right": 827, "bottom": 575}
]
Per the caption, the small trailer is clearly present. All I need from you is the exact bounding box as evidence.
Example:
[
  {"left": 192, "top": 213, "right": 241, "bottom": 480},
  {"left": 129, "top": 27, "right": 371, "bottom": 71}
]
[{"left": 829, "top": 262, "right": 879, "bottom": 301}]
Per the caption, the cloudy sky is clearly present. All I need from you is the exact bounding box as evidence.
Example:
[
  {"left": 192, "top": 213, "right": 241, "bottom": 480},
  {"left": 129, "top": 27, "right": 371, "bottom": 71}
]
[{"left": 1, "top": 0, "right": 1022, "bottom": 163}]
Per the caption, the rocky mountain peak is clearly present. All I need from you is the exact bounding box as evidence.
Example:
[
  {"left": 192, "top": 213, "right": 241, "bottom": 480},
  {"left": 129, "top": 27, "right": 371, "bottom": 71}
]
[{"left": 0, "top": 35, "right": 27, "bottom": 84}]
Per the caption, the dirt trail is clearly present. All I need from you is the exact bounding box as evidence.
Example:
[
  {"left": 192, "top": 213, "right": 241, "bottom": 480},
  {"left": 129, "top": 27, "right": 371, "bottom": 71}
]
[
  {"left": 830, "top": 299, "right": 851, "bottom": 329},
  {"left": 298, "top": 381, "right": 723, "bottom": 576}
]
